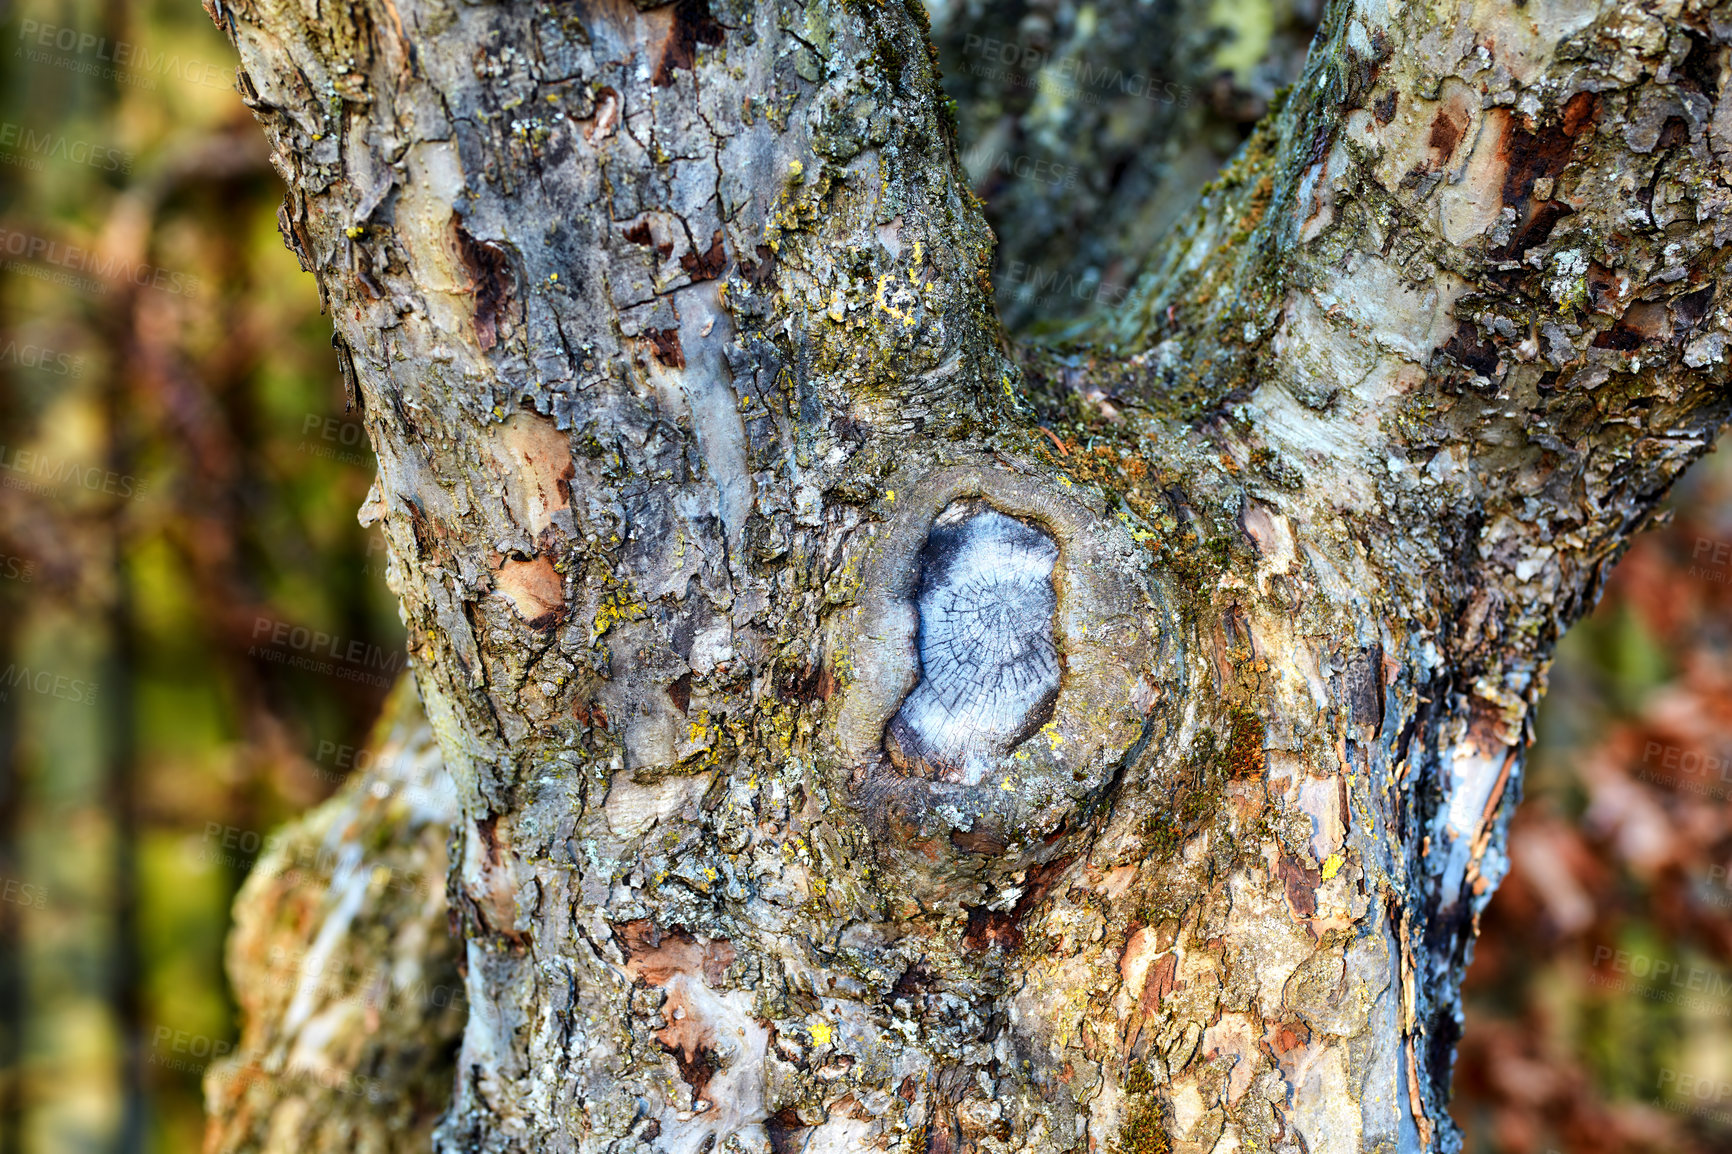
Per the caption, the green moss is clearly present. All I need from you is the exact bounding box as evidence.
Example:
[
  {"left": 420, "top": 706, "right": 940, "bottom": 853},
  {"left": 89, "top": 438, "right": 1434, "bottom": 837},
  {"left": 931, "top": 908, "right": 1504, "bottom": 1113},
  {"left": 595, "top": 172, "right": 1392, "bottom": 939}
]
[
  {"left": 1224, "top": 706, "right": 1265, "bottom": 780},
  {"left": 1140, "top": 730, "right": 1225, "bottom": 861},
  {"left": 1111, "top": 1063, "right": 1173, "bottom": 1154},
  {"left": 1123, "top": 1062, "right": 1158, "bottom": 1096}
]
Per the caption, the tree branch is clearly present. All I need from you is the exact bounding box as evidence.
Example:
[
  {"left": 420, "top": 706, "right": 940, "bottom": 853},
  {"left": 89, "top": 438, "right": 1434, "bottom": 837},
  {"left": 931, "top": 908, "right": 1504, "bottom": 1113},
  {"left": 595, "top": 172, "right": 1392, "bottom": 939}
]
[{"left": 204, "top": 675, "right": 462, "bottom": 1152}]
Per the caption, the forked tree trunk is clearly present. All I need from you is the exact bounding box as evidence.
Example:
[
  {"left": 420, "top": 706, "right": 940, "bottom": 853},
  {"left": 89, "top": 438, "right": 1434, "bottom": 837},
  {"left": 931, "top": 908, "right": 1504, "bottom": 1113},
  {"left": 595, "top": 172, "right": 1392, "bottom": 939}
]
[{"left": 206, "top": 0, "right": 1732, "bottom": 1149}]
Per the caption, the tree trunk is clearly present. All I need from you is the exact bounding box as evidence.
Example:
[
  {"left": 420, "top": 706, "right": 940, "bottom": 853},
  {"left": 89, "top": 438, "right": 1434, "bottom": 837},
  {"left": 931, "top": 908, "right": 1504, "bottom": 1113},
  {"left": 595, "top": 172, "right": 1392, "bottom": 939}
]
[
  {"left": 204, "top": 674, "right": 464, "bottom": 1153},
  {"left": 205, "top": 0, "right": 1732, "bottom": 1150}
]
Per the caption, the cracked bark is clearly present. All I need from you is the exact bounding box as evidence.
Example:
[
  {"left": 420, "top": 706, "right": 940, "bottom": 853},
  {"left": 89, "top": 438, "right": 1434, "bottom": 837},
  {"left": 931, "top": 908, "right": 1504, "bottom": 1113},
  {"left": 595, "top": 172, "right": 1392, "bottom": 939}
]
[{"left": 205, "top": 0, "right": 1732, "bottom": 1151}]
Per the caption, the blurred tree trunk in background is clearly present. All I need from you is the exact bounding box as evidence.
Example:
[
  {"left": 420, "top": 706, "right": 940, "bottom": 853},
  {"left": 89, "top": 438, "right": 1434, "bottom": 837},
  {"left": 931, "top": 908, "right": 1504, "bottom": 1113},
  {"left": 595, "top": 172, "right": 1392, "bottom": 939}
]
[
  {"left": 101, "top": 373, "right": 146, "bottom": 1154},
  {"left": 207, "top": 0, "right": 1732, "bottom": 1151},
  {"left": 0, "top": 49, "right": 405, "bottom": 1145},
  {"left": 203, "top": 674, "right": 463, "bottom": 1154}
]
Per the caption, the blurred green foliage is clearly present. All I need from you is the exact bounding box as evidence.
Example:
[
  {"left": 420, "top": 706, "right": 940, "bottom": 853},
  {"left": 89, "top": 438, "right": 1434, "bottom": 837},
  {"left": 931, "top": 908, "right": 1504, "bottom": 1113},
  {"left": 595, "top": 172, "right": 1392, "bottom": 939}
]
[{"left": 0, "top": 0, "right": 403, "bottom": 1149}]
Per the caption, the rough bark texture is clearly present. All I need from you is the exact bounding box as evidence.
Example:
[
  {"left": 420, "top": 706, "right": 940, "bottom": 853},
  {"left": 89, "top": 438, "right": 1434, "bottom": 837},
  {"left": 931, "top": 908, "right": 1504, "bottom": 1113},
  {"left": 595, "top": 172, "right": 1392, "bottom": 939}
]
[{"left": 204, "top": 0, "right": 1732, "bottom": 1151}]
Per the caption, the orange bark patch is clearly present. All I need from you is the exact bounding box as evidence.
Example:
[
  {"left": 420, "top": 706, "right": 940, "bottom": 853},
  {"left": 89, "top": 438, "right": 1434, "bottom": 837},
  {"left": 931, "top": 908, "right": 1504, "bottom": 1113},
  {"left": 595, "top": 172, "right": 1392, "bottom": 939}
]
[
  {"left": 1277, "top": 850, "right": 1321, "bottom": 920},
  {"left": 652, "top": 0, "right": 724, "bottom": 86},
  {"left": 961, "top": 906, "right": 1022, "bottom": 952},
  {"left": 1593, "top": 301, "right": 1669, "bottom": 350},
  {"left": 1119, "top": 926, "right": 1182, "bottom": 1029},
  {"left": 666, "top": 672, "right": 693, "bottom": 716},
  {"left": 468, "top": 815, "right": 527, "bottom": 945},
  {"left": 499, "top": 413, "right": 573, "bottom": 536},
  {"left": 1120, "top": 925, "right": 1155, "bottom": 986},
  {"left": 451, "top": 217, "right": 514, "bottom": 350},
  {"left": 615, "top": 921, "right": 738, "bottom": 1095},
  {"left": 1140, "top": 953, "right": 1180, "bottom": 1018},
  {"left": 961, "top": 854, "right": 1076, "bottom": 951},
  {"left": 616, "top": 920, "right": 736, "bottom": 986},
  {"left": 1262, "top": 1017, "right": 1311, "bottom": 1059},
  {"left": 1561, "top": 90, "right": 1597, "bottom": 137},
  {"left": 648, "top": 327, "right": 686, "bottom": 368},
  {"left": 1097, "top": 864, "right": 1139, "bottom": 899},
  {"left": 493, "top": 557, "right": 564, "bottom": 629},
  {"left": 1486, "top": 95, "right": 1597, "bottom": 259},
  {"left": 623, "top": 218, "right": 674, "bottom": 259},
  {"left": 1428, "top": 108, "right": 1467, "bottom": 165},
  {"left": 767, "top": 1106, "right": 808, "bottom": 1154},
  {"left": 681, "top": 229, "right": 727, "bottom": 281}
]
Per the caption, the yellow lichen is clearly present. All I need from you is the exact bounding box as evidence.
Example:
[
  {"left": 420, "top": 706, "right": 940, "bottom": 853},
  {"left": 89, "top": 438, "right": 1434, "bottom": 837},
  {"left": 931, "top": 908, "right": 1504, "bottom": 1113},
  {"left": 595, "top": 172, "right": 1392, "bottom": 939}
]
[{"left": 591, "top": 588, "right": 647, "bottom": 643}]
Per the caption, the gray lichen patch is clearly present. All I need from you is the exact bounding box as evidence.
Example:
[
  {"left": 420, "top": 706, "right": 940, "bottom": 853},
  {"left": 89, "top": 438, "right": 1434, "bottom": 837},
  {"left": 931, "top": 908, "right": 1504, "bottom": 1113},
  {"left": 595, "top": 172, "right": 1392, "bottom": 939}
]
[{"left": 885, "top": 500, "right": 1060, "bottom": 785}]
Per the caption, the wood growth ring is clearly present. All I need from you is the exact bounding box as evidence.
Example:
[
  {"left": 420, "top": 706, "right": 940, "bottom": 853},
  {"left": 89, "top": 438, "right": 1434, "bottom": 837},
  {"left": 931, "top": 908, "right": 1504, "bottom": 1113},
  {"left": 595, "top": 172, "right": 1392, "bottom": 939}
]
[
  {"left": 827, "top": 462, "right": 1176, "bottom": 860},
  {"left": 885, "top": 500, "right": 1061, "bottom": 784}
]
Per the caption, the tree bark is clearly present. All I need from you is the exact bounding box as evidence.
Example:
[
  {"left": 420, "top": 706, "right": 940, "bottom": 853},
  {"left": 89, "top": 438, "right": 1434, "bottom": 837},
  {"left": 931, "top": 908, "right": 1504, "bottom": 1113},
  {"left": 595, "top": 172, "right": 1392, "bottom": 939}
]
[
  {"left": 206, "top": 0, "right": 1732, "bottom": 1150},
  {"left": 204, "top": 675, "right": 464, "bottom": 1153}
]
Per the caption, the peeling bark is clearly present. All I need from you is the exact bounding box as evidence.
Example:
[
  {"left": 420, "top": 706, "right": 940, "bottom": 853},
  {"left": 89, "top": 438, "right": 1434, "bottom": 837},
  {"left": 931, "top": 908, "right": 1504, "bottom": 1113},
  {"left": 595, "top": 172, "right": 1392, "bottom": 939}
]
[{"left": 206, "top": 0, "right": 1732, "bottom": 1151}]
